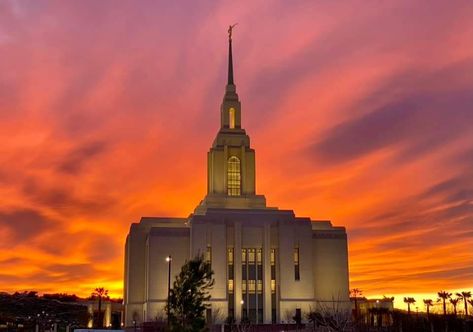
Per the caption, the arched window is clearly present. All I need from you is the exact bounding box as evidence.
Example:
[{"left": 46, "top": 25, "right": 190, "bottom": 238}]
[
  {"left": 229, "top": 108, "right": 236, "bottom": 129},
  {"left": 227, "top": 156, "right": 241, "bottom": 196}
]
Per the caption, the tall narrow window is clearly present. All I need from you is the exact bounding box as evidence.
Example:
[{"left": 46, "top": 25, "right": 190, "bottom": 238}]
[
  {"left": 241, "top": 248, "right": 264, "bottom": 324},
  {"left": 270, "top": 248, "right": 277, "bottom": 323},
  {"left": 294, "top": 247, "right": 300, "bottom": 281},
  {"left": 228, "top": 248, "right": 234, "bottom": 265},
  {"left": 295, "top": 308, "right": 302, "bottom": 325},
  {"left": 256, "top": 248, "right": 263, "bottom": 324},
  {"left": 242, "top": 249, "right": 247, "bottom": 320},
  {"left": 227, "top": 248, "right": 234, "bottom": 318},
  {"left": 227, "top": 156, "right": 241, "bottom": 196},
  {"left": 206, "top": 246, "right": 212, "bottom": 266},
  {"left": 206, "top": 308, "right": 212, "bottom": 323},
  {"left": 229, "top": 108, "right": 236, "bottom": 129}
]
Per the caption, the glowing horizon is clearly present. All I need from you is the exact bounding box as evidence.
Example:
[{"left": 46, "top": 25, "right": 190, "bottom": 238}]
[{"left": 0, "top": 1, "right": 472, "bottom": 308}]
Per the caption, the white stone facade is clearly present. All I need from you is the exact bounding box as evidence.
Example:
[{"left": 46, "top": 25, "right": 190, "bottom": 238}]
[{"left": 123, "top": 36, "right": 349, "bottom": 327}]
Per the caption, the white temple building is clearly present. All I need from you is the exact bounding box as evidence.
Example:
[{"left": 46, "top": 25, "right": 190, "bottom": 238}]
[{"left": 123, "top": 33, "right": 349, "bottom": 327}]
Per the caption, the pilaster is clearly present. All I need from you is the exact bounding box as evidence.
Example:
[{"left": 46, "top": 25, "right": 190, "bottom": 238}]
[
  {"left": 263, "top": 224, "right": 271, "bottom": 323},
  {"left": 223, "top": 145, "right": 228, "bottom": 193},
  {"left": 240, "top": 145, "right": 246, "bottom": 194},
  {"left": 234, "top": 222, "right": 242, "bottom": 321}
]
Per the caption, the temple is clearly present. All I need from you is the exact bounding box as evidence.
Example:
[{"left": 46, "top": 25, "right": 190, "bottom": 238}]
[{"left": 123, "top": 30, "right": 349, "bottom": 327}]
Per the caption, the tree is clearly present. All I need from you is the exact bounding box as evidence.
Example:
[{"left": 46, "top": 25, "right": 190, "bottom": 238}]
[
  {"left": 437, "top": 291, "right": 451, "bottom": 317},
  {"left": 449, "top": 298, "right": 459, "bottom": 316},
  {"left": 350, "top": 288, "right": 362, "bottom": 321},
  {"left": 423, "top": 299, "right": 433, "bottom": 318},
  {"left": 307, "top": 299, "right": 353, "bottom": 332},
  {"left": 403, "top": 297, "right": 416, "bottom": 315},
  {"left": 91, "top": 287, "right": 109, "bottom": 328},
  {"left": 166, "top": 254, "right": 214, "bottom": 332},
  {"left": 456, "top": 291, "right": 471, "bottom": 317}
]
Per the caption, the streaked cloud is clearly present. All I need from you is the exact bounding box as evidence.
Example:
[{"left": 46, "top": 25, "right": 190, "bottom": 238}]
[{"left": 0, "top": 0, "right": 472, "bottom": 303}]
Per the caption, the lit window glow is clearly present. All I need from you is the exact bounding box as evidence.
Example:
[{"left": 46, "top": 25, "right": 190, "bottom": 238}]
[
  {"left": 227, "top": 156, "right": 241, "bottom": 196},
  {"left": 229, "top": 108, "right": 236, "bottom": 129},
  {"left": 294, "top": 247, "right": 300, "bottom": 281}
]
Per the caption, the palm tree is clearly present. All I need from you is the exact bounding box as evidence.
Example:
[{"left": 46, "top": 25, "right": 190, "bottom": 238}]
[
  {"left": 456, "top": 291, "right": 471, "bottom": 317},
  {"left": 423, "top": 299, "right": 434, "bottom": 318},
  {"left": 450, "top": 298, "right": 459, "bottom": 316},
  {"left": 91, "top": 287, "right": 109, "bottom": 328},
  {"left": 404, "top": 297, "right": 416, "bottom": 315},
  {"left": 350, "top": 288, "right": 363, "bottom": 320},
  {"left": 438, "top": 291, "right": 451, "bottom": 317}
]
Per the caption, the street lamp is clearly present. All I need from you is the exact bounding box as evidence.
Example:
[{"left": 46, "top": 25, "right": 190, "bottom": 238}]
[{"left": 166, "top": 255, "right": 172, "bottom": 327}]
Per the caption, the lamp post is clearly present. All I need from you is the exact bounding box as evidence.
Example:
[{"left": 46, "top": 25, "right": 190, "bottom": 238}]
[{"left": 166, "top": 255, "right": 172, "bottom": 327}]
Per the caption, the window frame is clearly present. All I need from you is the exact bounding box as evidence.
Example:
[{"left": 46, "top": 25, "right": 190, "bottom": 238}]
[{"left": 227, "top": 156, "right": 241, "bottom": 196}]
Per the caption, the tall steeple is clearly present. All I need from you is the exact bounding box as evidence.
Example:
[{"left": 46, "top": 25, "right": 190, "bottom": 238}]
[
  {"left": 228, "top": 26, "right": 234, "bottom": 85},
  {"left": 194, "top": 25, "right": 267, "bottom": 213},
  {"left": 220, "top": 24, "right": 241, "bottom": 129}
]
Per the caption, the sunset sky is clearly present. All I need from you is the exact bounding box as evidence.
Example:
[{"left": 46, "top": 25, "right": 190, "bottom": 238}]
[{"left": 1, "top": 1, "right": 472, "bottom": 310}]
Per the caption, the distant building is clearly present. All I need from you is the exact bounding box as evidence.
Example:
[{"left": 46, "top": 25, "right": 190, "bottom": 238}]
[
  {"left": 83, "top": 299, "right": 123, "bottom": 329},
  {"left": 124, "top": 32, "right": 350, "bottom": 327},
  {"left": 351, "top": 297, "right": 394, "bottom": 327}
]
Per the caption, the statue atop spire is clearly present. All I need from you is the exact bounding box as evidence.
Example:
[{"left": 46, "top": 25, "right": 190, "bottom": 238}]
[
  {"left": 228, "top": 23, "right": 238, "bottom": 41},
  {"left": 227, "top": 23, "right": 237, "bottom": 85}
]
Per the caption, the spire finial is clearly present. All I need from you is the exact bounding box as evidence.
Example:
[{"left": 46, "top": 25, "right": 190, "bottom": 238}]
[
  {"left": 227, "top": 23, "right": 237, "bottom": 85},
  {"left": 228, "top": 23, "right": 237, "bottom": 41}
]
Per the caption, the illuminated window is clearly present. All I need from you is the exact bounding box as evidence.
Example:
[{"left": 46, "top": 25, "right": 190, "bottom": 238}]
[
  {"left": 294, "top": 247, "right": 300, "bottom": 281},
  {"left": 271, "top": 280, "right": 276, "bottom": 293},
  {"left": 270, "top": 248, "right": 277, "bottom": 323},
  {"left": 229, "top": 108, "right": 236, "bottom": 129},
  {"left": 293, "top": 248, "right": 299, "bottom": 263},
  {"left": 257, "top": 280, "right": 263, "bottom": 293},
  {"left": 248, "top": 249, "right": 255, "bottom": 264},
  {"left": 227, "top": 156, "right": 241, "bottom": 196},
  {"left": 248, "top": 280, "right": 256, "bottom": 294},
  {"left": 227, "top": 248, "right": 234, "bottom": 264},
  {"left": 228, "top": 247, "right": 234, "bottom": 280},
  {"left": 241, "top": 248, "right": 264, "bottom": 324},
  {"left": 256, "top": 249, "right": 262, "bottom": 264},
  {"left": 206, "top": 246, "right": 212, "bottom": 265},
  {"left": 227, "top": 247, "right": 235, "bottom": 317}
]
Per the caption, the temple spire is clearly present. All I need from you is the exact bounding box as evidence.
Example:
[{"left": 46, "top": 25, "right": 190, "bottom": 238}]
[
  {"left": 220, "top": 24, "right": 240, "bottom": 130},
  {"left": 227, "top": 24, "right": 237, "bottom": 86}
]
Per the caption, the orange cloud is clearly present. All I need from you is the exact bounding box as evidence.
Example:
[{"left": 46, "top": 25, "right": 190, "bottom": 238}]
[{"left": 0, "top": 1, "right": 472, "bottom": 303}]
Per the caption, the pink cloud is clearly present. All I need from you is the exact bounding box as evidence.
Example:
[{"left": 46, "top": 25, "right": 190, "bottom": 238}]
[{"left": 0, "top": 0, "right": 472, "bottom": 298}]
